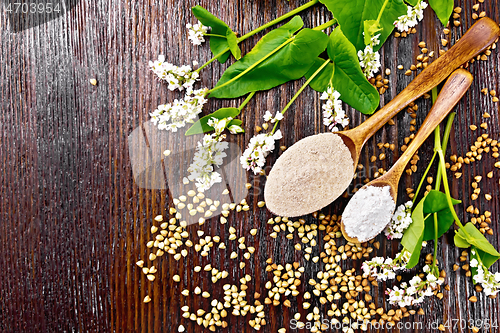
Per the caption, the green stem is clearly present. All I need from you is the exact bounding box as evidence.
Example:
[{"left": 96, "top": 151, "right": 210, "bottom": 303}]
[
  {"left": 429, "top": 87, "right": 441, "bottom": 273},
  {"left": 271, "top": 58, "right": 331, "bottom": 134},
  {"left": 412, "top": 152, "right": 437, "bottom": 205},
  {"left": 436, "top": 113, "right": 456, "bottom": 189},
  {"left": 376, "top": 0, "right": 390, "bottom": 23},
  {"left": 437, "top": 149, "right": 466, "bottom": 232},
  {"left": 197, "top": 0, "right": 320, "bottom": 73},
  {"left": 312, "top": 18, "right": 337, "bottom": 31},
  {"left": 197, "top": 48, "right": 231, "bottom": 72},
  {"left": 441, "top": 113, "right": 455, "bottom": 153},
  {"left": 237, "top": 0, "right": 320, "bottom": 42},
  {"left": 238, "top": 91, "right": 256, "bottom": 111},
  {"left": 413, "top": 86, "right": 440, "bottom": 204},
  {"left": 203, "top": 33, "right": 227, "bottom": 38},
  {"left": 434, "top": 126, "right": 443, "bottom": 190},
  {"left": 431, "top": 86, "right": 438, "bottom": 102},
  {"left": 432, "top": 213, "right": 439, "bottom": 271},
  {"left": 207, "top": 38, "right": 294, "bottom": 95}
]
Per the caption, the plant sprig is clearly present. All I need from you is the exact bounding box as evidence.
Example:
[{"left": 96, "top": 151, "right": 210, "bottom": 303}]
[{"left": 401, "top": 87, "right": 500, "bottom": 291}]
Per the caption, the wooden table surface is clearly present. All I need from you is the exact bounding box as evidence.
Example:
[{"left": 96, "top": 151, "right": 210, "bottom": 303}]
[{"left": 1, "top": 0, "right": 500, "bottom": 332}]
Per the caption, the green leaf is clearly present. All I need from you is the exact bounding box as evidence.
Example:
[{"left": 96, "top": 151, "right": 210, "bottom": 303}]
[
  {"left": 319, "top": 0, "right": 407, "bottom": 51},
  {"left": 327, "top": 28, "right": 380, "bottom": 114},
  {"left": 305, "top": 28, "right": 380, "bottom": 114},
  {"left": 185, "top": 107, "right": 240, "bottom": 135},
  {"left": 227, "top": 119, "right": 242, "bottom": 127},
  {"left": 469, "top": 247, "right": 498, "bottom": 275},
  {"left": 421, "top": 190, "right": 461, "bottom": 241},
  {"left": 476, "top": 249, "right": 499, "bottom": 269},
  {"left": 192, "top": 6, "right": 232, "bottom": 63},
  {"left": 428, "top": 0, "right": 454, "bottom": 26},
  {"left": 404, "top": 0, "right": 418, "bottom": 5},
  {"left": 363, "top": 20, "right": 382, "bottom": 45},
  {"left": 401, "top": 196, "right": 425, "bottom": 268},
  {"left": 210, "top": 16, "right": 329, "bottom": 99},
  {"left": 226, "top": 30, "right": 241, "bottom": 60},
  {"left": 454, "top": 232, "right": 470, "bottom": 248},
  {"left": 305, "top": 57, "right": 334, "bottom": 92},
  {"left": 456, "top": 223, "right": 500, "bottom": 268},
  {"left": 422, "top": 190, "right": 461, "bottom": 213}
]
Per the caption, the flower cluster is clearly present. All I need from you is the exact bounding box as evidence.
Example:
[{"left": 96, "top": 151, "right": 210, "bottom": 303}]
[
  {"left": 385, "top": 201, "right": 413, "bottom": 239},
  {"left": 263, "top": 110, "right": 283, "bottom": 123},
  {"left": 470, "top": 249, "right": 500, "bottom": 296},
  {"left": 394, "top": 1, "right": 428, "bottom": 32},
  {"left": 150, "top": 88, "right": 209, "bottom": 132},
  {"left": 361, "top": 250, "right": 410, "bottom": 281},
  {"left": 188, "top": 117, "right": 230, "bottom": 192},
  {"left": 357, "top": 34, "right": 381, "bottom": 79},
  {"left": 240, "top": 130, "right": 282, "bottom": 175},
  {"left": 186, "top": 21, "right": 209, "bottom": 46},
  {"left": 320, "top": 86, "right": 349, "bottom": 132},
  {"left": 149, "top": 55, "right": 200, "bottom": 91},
  {"left": 386, "top": 265, "right": 443, "bottom": 307}
]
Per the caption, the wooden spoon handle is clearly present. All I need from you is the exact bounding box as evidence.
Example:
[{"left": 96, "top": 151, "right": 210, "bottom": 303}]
[
  {"left": 390, "top": 69, "right": 473, "bottom": 176},
  {"left": 349, "top": 17, "right": 499, "bottom": 146}
]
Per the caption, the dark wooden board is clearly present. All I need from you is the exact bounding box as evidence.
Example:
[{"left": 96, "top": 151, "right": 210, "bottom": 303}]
[{"left": 1, "top": 0, "right": 499, "bottom": 332}]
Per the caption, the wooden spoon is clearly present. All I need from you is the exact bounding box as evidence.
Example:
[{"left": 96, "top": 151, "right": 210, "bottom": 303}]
[
  {"left": 264, "top": 18, "right": 499, "bottom": 218},
  {"left": 341, "top": 69, "right": 473, "bottom": 243},
  {"left": 336, "top": 18, "right": 498, "bottom": 168}
]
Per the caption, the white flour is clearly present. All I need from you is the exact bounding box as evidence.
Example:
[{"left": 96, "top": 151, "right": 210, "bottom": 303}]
[{"left": 343, "top": 185, "right": 396, "bottom": 242}]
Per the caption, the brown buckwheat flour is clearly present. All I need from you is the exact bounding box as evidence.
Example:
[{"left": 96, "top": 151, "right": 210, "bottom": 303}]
[{"left": 264, "top": 133, "right": 354, "bottom": 217}]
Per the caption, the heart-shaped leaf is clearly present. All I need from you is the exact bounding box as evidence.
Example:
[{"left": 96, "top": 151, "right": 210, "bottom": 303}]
[
  {"left": 363, "top": 20, "right": 382, "bottom": 45},
  {"left": 454, "top": 231, "right": 470, "bottom": 248},
  {"left": 192, "top": 6, "right": 233, "bottom": 63},
  {"left": 401, "top": 196, "right": 425, "bottom": 268},
  {"left": 304, "top": 58, "right": 334, "bottom": 92},
  {"left": 455, "top": 223, "right": 500, "bottom": 268},
  {"left": 422, "top": 190, "right": 461, "bottom": 241},
  {"left": 210, "top": 16, "right": 329, "bottom": 99},
  {"left": 319, "top": 0, "right": 407, "bottom": 51},
  {"left": 428, "top": 0, "right": 454, "bottom": 26},
  {"left": 305, "top": 28, "right": 379, "bottom": 114},
  {"left": 226, "top": 30, "right": 241, "bottom": 60}
]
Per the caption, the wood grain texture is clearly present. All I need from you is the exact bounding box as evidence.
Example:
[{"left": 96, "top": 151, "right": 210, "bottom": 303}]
[{"left": 0, "top": 0, "right": 499, "bottom": 332}]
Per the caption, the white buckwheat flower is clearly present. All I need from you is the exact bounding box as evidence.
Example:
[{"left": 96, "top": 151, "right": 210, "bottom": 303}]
[
  {"left": 272, "top": 111, "right": 283, "bottom": 123},
  {"left": 470, "top": 249, "right": 500, "bottom": 296},
  {"left": 361, "top": 250, "right": 410, "bottom": 281},
  {"left": 148, "top": 55, "right": 200, "bottom": 91},
  {"left": 320, "top": 86, "right": 349, "bottom": 132},
  {"left": 186, "top": 21, "right": 209, "bottom": 46},
  {"left": 358, "top": 34, "right": 381, "bottom": 79},
  {"left": 394, "top": 1, "right": 428, "bottom": 32},
  {"left": 150, "top": 88, "right": 209, "bottom": 132},
  {"left": 188, "top": 117, "right": 231, "bottom": 192},
  {"left": 263, "top": 110, "right": 284, "bottom": 123},
  {"left": 240, "top": 130, "right": 282, "bottom": 175},
  {"left": 386, "top": 266, "right": 443, "bottom": 307},
  {"left": 263, "top": 110, "right": 273, "bottom": 122},
  {"left": 385, "top": 201, "right": 413, "bottom": 239}
]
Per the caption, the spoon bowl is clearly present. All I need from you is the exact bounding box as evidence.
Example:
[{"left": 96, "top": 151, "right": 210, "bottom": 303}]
[
  {"left": 341, "top": 69, "right": 474, "bottom": 243},
  {"left": 264, "top": 18, "right": 499, "bottom": 218}
]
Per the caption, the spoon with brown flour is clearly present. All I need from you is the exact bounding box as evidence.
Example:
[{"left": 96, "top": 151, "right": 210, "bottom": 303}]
[
  {"left": 264, "top": 18, "right": 499, "bottom": 218},
  {"left": 341, "top": 69, "right": 473, "bottom": 243}
]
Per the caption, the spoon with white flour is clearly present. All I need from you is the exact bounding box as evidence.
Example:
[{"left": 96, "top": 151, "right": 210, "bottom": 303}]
[
  {"left": 341, "top": 69, "right": 473, "bottom": 243},
  {"left": 264, "top": 18, "right": 499, "bottom": 218}
]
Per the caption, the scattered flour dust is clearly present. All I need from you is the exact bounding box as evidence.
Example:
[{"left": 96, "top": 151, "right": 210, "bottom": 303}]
[
  {"left": 264, "top": 133, "right": 354, "bottom": 217},
  {"left": 343, "top": 185, "right": 396, "bottom": 242}
]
